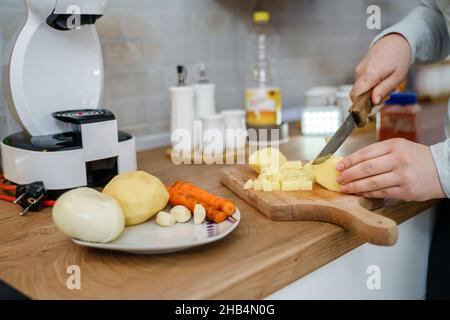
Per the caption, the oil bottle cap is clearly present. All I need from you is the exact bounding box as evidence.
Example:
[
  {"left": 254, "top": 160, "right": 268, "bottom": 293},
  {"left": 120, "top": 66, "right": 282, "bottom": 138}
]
[{"left": 254, "top": 11, "right": 270, "bottom": 23}]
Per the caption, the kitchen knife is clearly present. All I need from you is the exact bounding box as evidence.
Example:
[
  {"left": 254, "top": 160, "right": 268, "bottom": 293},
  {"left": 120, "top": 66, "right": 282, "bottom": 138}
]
[{"left": 312, "top": 90, "right": 375, "bottom": 165}]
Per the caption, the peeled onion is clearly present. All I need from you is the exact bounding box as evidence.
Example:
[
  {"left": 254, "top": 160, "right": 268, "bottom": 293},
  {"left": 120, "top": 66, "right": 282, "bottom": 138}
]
[{"left": 52, "top": 187, "right": 125, "bottom": 243}]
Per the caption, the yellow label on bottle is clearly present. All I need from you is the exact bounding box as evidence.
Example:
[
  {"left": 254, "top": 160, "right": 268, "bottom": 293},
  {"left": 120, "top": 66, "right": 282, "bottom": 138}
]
[{"left": 245, "top": 87, "right": 282, "bottom": 126}]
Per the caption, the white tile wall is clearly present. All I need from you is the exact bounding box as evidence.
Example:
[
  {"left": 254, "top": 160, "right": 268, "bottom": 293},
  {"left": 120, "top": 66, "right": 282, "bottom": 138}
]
[{"left": 0, "top": 0, "right": 418, "bottom": 148}]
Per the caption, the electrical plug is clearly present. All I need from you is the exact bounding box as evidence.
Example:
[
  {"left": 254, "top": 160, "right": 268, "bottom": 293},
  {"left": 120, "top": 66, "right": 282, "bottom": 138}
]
[{"left": 14, "top": 181, "right": 48, "bottom": 216}]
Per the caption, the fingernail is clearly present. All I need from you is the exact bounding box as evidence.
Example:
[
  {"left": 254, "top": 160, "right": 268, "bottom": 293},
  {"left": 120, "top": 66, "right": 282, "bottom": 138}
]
[
  {"left": 336, "top": 162, "right": 345, "bottom": 171},
  {"left": 374, "top": 95, "right": 381, "bottom": 105},
  {"left": 336, "top": 176, "right": 343, "bottom": 184},
  {"left": 340, "top": 185, "right": 349, "bottom": 193}
]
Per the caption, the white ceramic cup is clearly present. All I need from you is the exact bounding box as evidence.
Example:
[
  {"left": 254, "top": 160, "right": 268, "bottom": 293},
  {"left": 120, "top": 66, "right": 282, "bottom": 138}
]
[
  {"left": 221, "top": 109, "right": 247, "bottom": 150},
  {"left": 201, "top": 113, "right": 224, "bottom": 153},
  {"left": 335, "top": 91, "right": 353, "bottom": 114},
  {"left": 304, "top": 86, "right": 338, "bottom": 106},
  {"left": 339, "top": 84, "right": 353, "bottom": 94}
]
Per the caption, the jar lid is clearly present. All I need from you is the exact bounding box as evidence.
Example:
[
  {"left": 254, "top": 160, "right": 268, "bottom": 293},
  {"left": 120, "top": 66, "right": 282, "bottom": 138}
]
[{"left": 385, "top": 92, "right": 417, "bottom": 105}]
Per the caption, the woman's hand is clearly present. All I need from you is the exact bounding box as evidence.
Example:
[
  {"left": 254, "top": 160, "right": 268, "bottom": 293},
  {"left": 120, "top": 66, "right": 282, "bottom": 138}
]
[
  {"left": 351, "top": 33, "right": 412, "bottom": 104},
  {"left": 336, "top": 138, "right": 445, "bottom": 201}
]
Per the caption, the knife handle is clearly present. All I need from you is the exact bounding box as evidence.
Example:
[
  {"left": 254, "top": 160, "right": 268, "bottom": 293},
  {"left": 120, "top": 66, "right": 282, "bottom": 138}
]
[{"left": 348, "top": 89, "right": 375, "bottom": 128}]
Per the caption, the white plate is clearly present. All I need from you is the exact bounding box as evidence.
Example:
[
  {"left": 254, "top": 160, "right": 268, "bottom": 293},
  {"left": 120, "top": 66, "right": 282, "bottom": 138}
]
[{"left": 73, "top": 208, "right": 240, "bottom": 254}]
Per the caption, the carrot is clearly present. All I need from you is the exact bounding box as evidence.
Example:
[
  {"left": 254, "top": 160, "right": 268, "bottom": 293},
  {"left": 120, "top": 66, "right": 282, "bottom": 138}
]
[
  {"left": 172, "top": 180, "right": 236, "bottom": 215},
  {"left": 167, "top": 186, "right": 198, "bottom": 211},
  {"left": 167, "top": 187, "right": 228, "bottom": 224},
  {"left": 206, "top": 208, "right": 228, "bottom": 224}
]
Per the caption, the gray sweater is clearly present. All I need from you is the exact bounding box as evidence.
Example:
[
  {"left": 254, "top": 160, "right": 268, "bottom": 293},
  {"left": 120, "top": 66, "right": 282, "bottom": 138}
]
[{"left": 373, "top": 0, "right": 450, "bottom": 198}]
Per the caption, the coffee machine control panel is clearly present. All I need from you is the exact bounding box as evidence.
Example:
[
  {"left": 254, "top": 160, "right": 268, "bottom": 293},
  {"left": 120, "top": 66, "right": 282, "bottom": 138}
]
[{"left": 52, "top": 109, "right": 115, "bottom": 125}]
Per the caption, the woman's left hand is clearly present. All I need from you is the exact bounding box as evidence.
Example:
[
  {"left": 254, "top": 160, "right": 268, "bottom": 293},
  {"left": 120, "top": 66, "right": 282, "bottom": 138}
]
[{"left": 336, "top": 138, "right": 445, "bottom": 201}]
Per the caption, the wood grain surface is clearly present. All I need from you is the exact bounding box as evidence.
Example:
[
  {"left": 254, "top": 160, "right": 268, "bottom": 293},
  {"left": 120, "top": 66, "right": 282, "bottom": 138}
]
[
  {"left": 221, "top": 165, "right": 398, "bottom": 246},
  {"left": 0, "top": 104, "right": 445, "bottom": 299}
]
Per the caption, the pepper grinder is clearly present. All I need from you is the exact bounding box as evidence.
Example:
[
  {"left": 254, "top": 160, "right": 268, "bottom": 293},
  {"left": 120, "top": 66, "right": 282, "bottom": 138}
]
[{"left": 193, "top": 63, "right": 216, "bottom": 120}]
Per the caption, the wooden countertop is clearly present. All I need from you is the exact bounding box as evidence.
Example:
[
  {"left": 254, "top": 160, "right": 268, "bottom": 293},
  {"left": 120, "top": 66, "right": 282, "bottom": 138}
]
[{"left": 0, "top": 104, "right": 446, "bottom": 299}]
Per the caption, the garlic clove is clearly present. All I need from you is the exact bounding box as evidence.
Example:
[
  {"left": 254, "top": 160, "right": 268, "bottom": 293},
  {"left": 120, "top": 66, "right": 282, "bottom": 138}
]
[
  {"left": 194, "top": 204, "right": 206, "bottom": 225},
  {"left": 156, "top": 211, "right": 176, "bottom": 227},
  {"left": 170, "top": 205, "right": 191, "bottom": 223}
]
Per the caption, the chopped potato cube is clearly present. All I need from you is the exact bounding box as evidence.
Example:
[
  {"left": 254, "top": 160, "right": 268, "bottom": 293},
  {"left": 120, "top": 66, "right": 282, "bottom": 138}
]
[
  {"left": 262, "top": 179, "right": 272, "bottom": 192},
  {"left": 303, "top": 169, "right": 316, "bottom": 183},
  {"left": 291, "top": 180, "right": 302, "bottom": 191},
  {"left": 249, "top": 147, "right": 287, "bottom": 173},
  {"left": 301, "top": 180, "right": 313, "bottom": 191},
  {"left": 244, "top": 179, "right": 254, "bottom": 190},
  {"left": 253, "top": 179, "right": 263, "bottom": 191},
  {"left": 260, "top": 167, "right": 281, "bottom": 182},
  {"left": 281, "top": 180, "right": 292, "bottom": 192},
  {"left": 260, "top": 172, "right": 281, "bottom": 182},
  {"left": 303, "top": 161, "right": 313, "bottom": 171},
  {"left": 280, "top": 180, "right": 303, "bottom": 191},
  {"left": 271, "top": 181, "right": 281, "bottom": 191},
  {"left": 283, "top": 161, "right": 303, "bottom": 170},
  {"left": 261, "top": 167, "right": 279, "bottom": 175},
  {"left": 279, "top": 168, "right": 308, "bottom": 179}
]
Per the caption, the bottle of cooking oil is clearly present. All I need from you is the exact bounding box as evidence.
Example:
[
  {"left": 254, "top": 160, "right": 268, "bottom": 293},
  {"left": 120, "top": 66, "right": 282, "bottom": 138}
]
[{"left": 245, "top": 11, "right": 282, "bottom": 127}]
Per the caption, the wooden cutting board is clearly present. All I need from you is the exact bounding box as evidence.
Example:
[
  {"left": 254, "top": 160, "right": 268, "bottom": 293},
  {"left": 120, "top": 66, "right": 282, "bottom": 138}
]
[{"left": 221, "top": 165, "right": 398, "bottom": 246}]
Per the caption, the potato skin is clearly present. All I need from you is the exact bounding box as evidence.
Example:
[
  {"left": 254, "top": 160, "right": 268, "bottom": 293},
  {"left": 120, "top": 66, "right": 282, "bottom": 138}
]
[{"left": 103, "top": 171, "right": 169, "bottom": 226}]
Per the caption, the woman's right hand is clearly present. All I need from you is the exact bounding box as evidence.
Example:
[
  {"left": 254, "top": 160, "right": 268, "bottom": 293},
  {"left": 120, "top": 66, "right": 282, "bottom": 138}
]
[{"left": 351, "top": 33, "right": 412, "bottom": 105}]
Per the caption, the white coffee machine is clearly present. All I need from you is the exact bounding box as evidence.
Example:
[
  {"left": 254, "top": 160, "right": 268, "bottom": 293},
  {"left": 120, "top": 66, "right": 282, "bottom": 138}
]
[{"left": 1, "top": 0, "right": 137, "bottom": 199}]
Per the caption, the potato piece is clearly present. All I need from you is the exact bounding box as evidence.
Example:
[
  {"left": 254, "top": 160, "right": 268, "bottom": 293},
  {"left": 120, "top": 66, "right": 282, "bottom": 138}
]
[
  {"left": 291, "top": 180, "right": 302, "bottom": 191},
  {"left": 249, "top": 147, "right": 287, "bottom": 173},
  {"left": 253, "top": 179, "right": 263, "bottom": 191},
  {"left": 312, "top": 157, "right": 343, "bottom": 192},
  {"left": 262, "top": 179, "right": 272, "bottom": 192},
  {"left": 283, "top": 161, "right": 303, "bottom": 170},
  {"left": 303, "top": 169, "right": 316, "bottom": 183},
  {"left": 271, "top": 181, "right": 281, "bottom": 191},
  {"left": 279, "top": 168, "right": 308, "bottom": 179},
  {"left": 303, "top": 161, "right": 313, "bottom": 170},
  {"left": 281, "top": 180, "right": 293, "bottom": 192},
  {"left": 301, "top": 180, "right": 313, "bottom": 191},
  {"left": 260, "top": 167, "right": 282, "bottom": 182},
  {"left": 156, "top": 211, "right": 176, "bottom": 227},
  {"left": 280, "top": 180, "right": 304, "bottom": 191},
  {"left": 244, "top": 179, "right": 254, "bottom": 190},
  {"left": 103, "top": 171, "right": 169, "bottom": 226},
  {"left": 170, "top": 205, "right": 191, "bottom": 223}
]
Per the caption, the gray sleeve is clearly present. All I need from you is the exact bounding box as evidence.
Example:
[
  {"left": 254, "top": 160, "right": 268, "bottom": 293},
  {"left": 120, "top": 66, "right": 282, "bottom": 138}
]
[
  {"left": 430, "top": 139, "right": 450, "bottom": 198},
  {"left": 372, "top": 0, "right": 450, "bottom": 64}
]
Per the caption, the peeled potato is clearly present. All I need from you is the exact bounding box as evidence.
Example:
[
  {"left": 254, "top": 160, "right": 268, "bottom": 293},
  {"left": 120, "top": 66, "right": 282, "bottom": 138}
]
[
  {"left": 52, "top": 187, "right": 125, "bottom": 243},
  {"left": 312, "top": 156, "right": 343, "bottom": 192},
  {"left": 249, "top": 147, "right": 287, "bottom": 173},
  {"left": 103, "top": 171, "right": 169, "bottom": 226}
]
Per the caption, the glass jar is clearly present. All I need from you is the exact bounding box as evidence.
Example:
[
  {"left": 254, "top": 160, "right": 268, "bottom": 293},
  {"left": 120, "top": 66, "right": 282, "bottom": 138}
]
[{"left": 376, "top": 92, "right": 421, "bottom": 142}]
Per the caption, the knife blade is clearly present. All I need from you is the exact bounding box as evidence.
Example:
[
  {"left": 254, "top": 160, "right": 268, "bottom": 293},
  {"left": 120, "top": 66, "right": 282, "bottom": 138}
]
[
  {"left": 312, "top": 90, "right": 374, "bottom": 165},
  {"left": 312, "top": 113, "right": 358, "bottom": 165}
]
